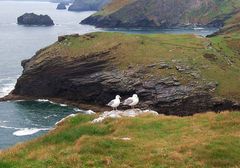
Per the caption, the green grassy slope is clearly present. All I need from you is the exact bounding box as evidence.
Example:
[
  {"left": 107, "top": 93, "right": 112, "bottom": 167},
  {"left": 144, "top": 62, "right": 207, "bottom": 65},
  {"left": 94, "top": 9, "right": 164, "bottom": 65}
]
[
  {"left": 1, "top": 111, "right": 240, "bottom": 167},
  {"left": 1, "top": 8, "right": 240, "bottom": 167},
  {"left": 183, "top": 0, "right": 240, "bottom": 24},
  {"left": 82, "top": 0, "right": 240, "bottom": 28}
]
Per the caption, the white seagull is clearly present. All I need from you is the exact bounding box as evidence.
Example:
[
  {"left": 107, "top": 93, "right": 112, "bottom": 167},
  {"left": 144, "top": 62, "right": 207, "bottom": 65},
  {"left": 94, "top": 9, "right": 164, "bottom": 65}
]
[
  {"left": 107, "top": 95, "right": 121, "bottom": 110},
  {"left": 123, "top": 94, "right": 139, "bottom": 109}
]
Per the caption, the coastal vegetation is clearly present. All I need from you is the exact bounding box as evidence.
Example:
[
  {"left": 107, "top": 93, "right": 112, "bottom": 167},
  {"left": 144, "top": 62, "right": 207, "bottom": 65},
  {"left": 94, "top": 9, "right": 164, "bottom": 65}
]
[
  {"left": 8, "top": 27, "right": 240, "bottom": 115},
  {"left": 1, "top": 0, "right": 240, "bottom": 166},
  {"left": 1, "top": 111, "right": 240, "bottom": 167},
  {"left": 81, "top": 0, "right": 240, "bottom": 28}
]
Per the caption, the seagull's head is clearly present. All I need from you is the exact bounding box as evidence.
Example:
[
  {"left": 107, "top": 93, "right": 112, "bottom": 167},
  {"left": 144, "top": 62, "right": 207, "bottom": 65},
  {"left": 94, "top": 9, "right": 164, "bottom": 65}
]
[
  {"left": 116, "top": 95, "right": 121, "bottom": 99},
  {"left": 133, "top": 94, "right": 138, "bottom": 98}
]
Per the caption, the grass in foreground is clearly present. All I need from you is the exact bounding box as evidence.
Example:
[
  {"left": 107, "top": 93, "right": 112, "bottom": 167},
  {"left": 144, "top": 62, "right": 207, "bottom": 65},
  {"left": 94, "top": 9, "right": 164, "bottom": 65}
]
[{"left": 1, "top": 111, "right": 240, "bottom": 167}]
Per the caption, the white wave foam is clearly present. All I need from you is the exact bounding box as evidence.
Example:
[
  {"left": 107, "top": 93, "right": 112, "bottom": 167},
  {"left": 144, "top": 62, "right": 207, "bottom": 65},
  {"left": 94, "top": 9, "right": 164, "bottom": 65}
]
[
  {"left": 59, "top": 103, "right": 67, "bottom": 107},
  {"left": 13, "top": 128, "right": 51, "bottom": 136},
  {"left": 44, "top": 115, "right": 52, "bottom": 119},
  {"left": 0, "top": 76, "right": 19, "bottom": 98},
  {"left": 0, "top": 83, "right": 15, "bottom": 98},
  {"left": 0, "top": 125, "right": 51, "bottom": 136},
  {"left": 6, "top": 100, "right": 25, "bottom": 103},
  {"left": 36, "top": 99, "right": 50, "bottom": 102},
  {"left": 35, "top": 99, "right": 69, "bottom": 107},
  {"left": 0, "top": 125, "right": 20, "bottom": 130},
  {"left": 14, "top": 100, "right": 25, "bottom": 102},
  {"left": 0, "top": 121, "right": 9, "bottom": 123},
  {"left": 73, "top": 108, "right": 83, "bottom": 112},
  {"left": 36, "top": 99, "right": 56, "bottom": 104},
  {"left": 43, "top": 114, "right": 58, "bottom": 119},
  {"left": 193, "top": 27, "right": 204, "bottom": 30}
]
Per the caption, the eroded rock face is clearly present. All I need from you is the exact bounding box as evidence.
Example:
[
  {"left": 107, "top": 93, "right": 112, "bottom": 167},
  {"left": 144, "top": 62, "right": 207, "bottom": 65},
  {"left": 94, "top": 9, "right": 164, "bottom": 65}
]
[
  {"left": 11, "top": 34, "right": 239, "bottom": 116},
  {"left": 17, "top": 13, "right": 54, "bottom": 26}
]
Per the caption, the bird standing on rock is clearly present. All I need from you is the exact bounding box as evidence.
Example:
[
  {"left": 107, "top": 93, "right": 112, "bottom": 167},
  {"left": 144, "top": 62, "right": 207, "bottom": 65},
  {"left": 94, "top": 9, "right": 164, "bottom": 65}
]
[
  {"left": 123, "top": 94, "right": 139, "bottom": 109},
  {"left": 107, "top": 95, "right": 121, "bottom": 110}
]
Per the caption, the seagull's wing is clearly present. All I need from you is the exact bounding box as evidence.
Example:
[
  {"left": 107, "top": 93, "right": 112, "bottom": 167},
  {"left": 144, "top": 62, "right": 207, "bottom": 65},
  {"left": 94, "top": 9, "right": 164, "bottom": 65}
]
[
  {"left": 123, "top": 98, "right": 133, "bottom": 105},
  {"left": 107, "top": 100, "right": 115, "bottom": 107}
]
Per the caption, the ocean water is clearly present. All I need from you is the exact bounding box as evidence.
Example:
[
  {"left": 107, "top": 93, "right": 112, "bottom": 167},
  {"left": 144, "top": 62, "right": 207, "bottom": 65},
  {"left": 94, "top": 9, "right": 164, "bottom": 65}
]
[
  {"left": 104, "top": 27, "right": 218, "bottom": 36},
  {"left": 0, "top": 1, "right": 218, "bottom": 149},
  {"left": 0, "top": 1, "right": 98, "bottom": 98},
  {"left": 0, "top": 100, "right": 88, "bottom": 149},
  {"left": 0, "top": 1, "right": 99, "bottom": 149}
]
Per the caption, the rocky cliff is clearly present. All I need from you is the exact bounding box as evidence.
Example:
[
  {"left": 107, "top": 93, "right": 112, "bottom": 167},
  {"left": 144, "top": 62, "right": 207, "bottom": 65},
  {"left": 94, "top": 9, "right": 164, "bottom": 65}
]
[
  {"left": 81, "top": 0, "right": 240, "bottom": 28},
  {"left": 68, "top": 0, "right": 110, "bottom": 11},
  {"left": 6, "top": 31, "right": 240, "bottom": 115},
  {"left": 17, "top": 13, "right": 54, "bottom": 26}
]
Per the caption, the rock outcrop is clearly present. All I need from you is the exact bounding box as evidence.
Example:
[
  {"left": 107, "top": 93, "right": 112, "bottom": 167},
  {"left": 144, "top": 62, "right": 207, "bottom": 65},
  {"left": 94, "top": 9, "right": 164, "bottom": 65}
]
[
  {"left": 17, "top": 13, "right": 54, "bottom": 26},
  {"left": 92, "top": 109, "right": 158, "bottom": 123},
  {"left": 207, "top": 23, "right": 240, "bottom": 37},
  {"left": 81, "top": 0, "right": 240, "bottom": 28},
  {"left": 7, "top": 32, "right": 240, "bottom": 116},
  {"left": 57, "top": 3, "right": 67, "bottom": 10},
  {"left": 68, "top": 0, "right": 109, "bottom": 11}
]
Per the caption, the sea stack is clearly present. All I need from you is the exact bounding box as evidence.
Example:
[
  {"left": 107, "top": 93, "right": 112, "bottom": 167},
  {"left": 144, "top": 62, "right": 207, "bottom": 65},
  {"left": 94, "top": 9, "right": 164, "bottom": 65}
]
[
  {"left": 57, "top": 2, "right": 67, "bottom": 10},
  {"left": 17, "top": 13, "right": 54, "bottom": 26}
]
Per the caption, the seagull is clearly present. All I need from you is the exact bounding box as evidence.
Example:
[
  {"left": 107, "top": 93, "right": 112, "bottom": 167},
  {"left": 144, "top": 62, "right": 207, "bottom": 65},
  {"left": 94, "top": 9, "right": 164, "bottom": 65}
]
[
  {"left": 123, "top": 94, "right": 139, "bottom": 109},
  {"left": 107, "top": 95, "right": 121, "bottom": 110}
]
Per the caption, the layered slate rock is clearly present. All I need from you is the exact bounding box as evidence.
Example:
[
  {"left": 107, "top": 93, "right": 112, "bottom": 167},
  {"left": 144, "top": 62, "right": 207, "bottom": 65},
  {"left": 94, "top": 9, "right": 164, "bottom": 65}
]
[
  {"left": 17, "top": 13, "right": 54, "bottom": 26},
  {"left": 8, "top": 32, "right": 240, "bottom": 116}
]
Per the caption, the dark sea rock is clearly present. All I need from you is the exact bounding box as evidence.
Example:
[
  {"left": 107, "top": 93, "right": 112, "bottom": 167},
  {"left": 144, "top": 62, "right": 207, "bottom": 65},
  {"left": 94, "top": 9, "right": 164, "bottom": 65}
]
[
  {"left": 17, "top": 13, "right": 54, "bottom": 26},
  {"left": 57, "top": 3, "right": 67, "bottom": 10}
]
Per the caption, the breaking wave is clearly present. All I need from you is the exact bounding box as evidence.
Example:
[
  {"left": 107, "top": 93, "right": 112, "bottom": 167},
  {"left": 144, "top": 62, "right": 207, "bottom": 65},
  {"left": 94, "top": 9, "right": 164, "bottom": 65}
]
[{"left": 0, "top": 125, "right": 51, "bottom": 136}]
